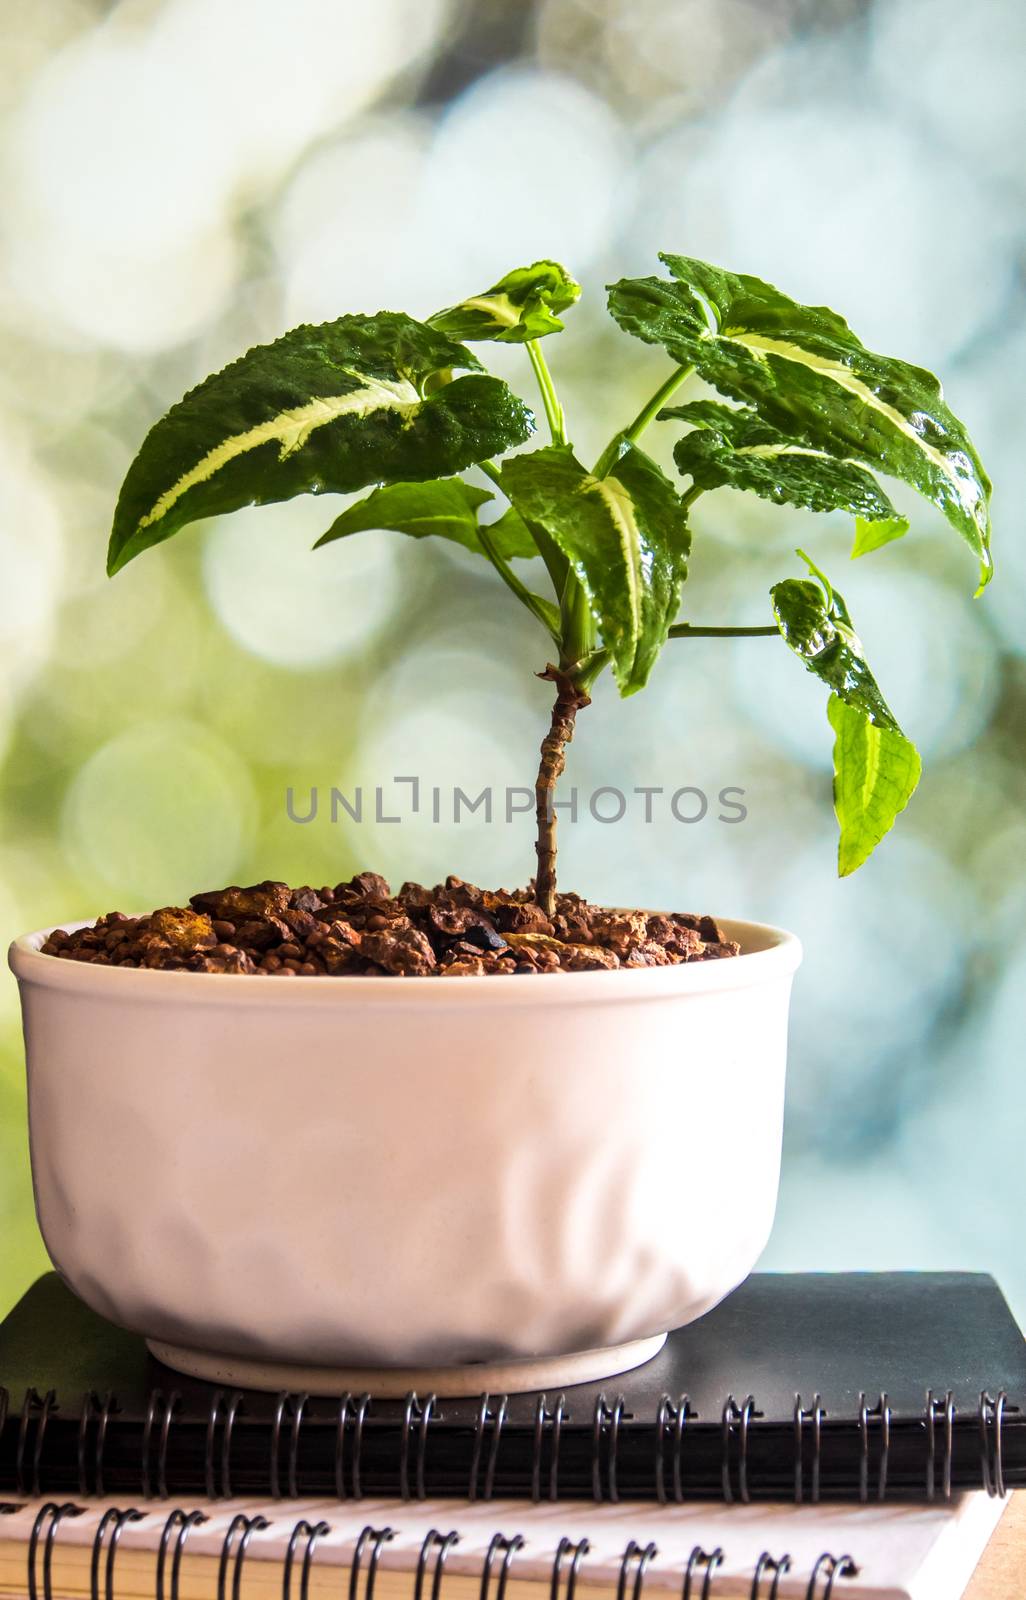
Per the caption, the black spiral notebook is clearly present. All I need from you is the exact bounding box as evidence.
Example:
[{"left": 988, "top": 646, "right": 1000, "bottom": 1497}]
[{"left": 1, "top": 1270, "right": 1024, "bottom": 1504}]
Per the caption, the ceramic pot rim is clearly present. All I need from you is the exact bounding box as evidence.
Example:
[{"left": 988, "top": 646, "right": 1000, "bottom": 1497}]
[{"left": 9, "top": 915, "right": 801, "bottom": 1006}]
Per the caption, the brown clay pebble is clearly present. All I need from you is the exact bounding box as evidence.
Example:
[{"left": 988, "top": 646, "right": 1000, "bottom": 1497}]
[{"left": 42, "top": 878, "right": 740, "bottom": 976}]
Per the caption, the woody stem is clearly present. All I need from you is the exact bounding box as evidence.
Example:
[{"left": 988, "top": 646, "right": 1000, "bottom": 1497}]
[{"left": 534, "top": 669, "right": 591, "bottom": 916}]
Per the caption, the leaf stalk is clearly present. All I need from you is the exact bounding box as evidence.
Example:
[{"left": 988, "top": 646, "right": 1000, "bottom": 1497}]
[
  {"left": 526, "top": 340, "right": 568, "bottom": 445},
  {"left": 622, "top": 363, "right": 695, "bottom": 445}
]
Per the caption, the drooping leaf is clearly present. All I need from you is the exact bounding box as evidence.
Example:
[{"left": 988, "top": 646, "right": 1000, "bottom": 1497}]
[
  {"left": 828, "top": 696, "right": 922, "bottom": 876},
  {"left": 314, "top": 478, "right": 537, "bottom": 561},
  {"left": 851, "top": 514, "right": 909, "bottom": 558},
  {"left": 429, "top": 260, "right": 581, "bottom": 345},
  {"left": 501, "top": 440, "right": 690, "bottom": 694},
  {"left": 660, "top": 399, "right": 908, "bottom": 537},
  {"left": 609, "top": 255, "right": 992, "bottom": 590},
  {"left": 771, "top": 554, "right": 921, "bottom": 874},
  {"left": 108, "top": 313, "right": 534, "bottom": 575}
]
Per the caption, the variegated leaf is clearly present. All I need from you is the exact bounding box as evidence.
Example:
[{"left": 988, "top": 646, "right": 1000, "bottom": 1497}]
[
  {"left": 501, "top": 441, "right": 690, "bottom": 694},
  {"left": 771, "top": 553, "right": 921, "bottom": 874},
  {"left": 660, "top": 399, "right": 907, "bottom": 537},
  {"left": 108, "top": 313, "right": 533, "bottom": 575},
  {"left": 429, "top": 260, "right": 581, "bottom": 345},
  {"left": 609, "top": 254, "right": 992, "bottom": 590}
]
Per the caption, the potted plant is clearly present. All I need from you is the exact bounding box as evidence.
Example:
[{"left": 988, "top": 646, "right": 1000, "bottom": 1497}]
[{"left": 9, "top": 255, "right": 991, "bottom": 1395}]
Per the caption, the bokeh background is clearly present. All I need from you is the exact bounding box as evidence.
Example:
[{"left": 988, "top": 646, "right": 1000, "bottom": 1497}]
[{"left": 1, "top": 0, "right": 1024, "bottom": 1317}]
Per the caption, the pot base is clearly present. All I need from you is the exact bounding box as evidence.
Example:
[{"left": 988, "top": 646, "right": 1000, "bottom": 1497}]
[{"left": 146, "top": 1331, "right": 668, "bottom": 1397}]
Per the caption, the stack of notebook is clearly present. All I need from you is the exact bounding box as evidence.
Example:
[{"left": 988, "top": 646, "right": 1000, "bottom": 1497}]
[{"left": 1, "top": 1271, "right": 1023, "bottom": 1598}]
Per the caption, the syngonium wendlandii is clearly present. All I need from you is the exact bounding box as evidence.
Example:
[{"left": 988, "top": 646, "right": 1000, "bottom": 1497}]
[{"left": 108, "top": 254, "right": 992, "bottom": 909}]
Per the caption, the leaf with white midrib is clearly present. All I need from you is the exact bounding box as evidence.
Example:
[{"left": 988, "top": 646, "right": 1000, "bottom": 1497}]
[
  {"left": 501, "top": 441, "right": 690, "bottom": 694},
  {"left": 609, "top": 254, "right": 992, "bottom": 589},
  {"left": 662, "top": 399, "right": 907, "bottom": 532},
  {"left": 430, "top": 259, "right": 581, "bottom": 345},
  {"left": 108, "top": 312, "right": 534, "bottom": 574}
]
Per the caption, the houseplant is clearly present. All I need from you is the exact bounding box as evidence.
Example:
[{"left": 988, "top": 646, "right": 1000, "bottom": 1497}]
[{"left": 10, "top": 256, "right": 991, "bottom": 1394}]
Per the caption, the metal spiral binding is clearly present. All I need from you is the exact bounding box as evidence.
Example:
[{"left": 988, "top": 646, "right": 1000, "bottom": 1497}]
[
  {"left": 142, "top": 1389, "right": 181, "bottom": 1499},
  {"left": 469, "top": 1395, "right": 508, "bottom": 1502},
  {"left": 349, "top": 1525, "right": 396, "bottom": 1600},
  {"left": 91, "top": 1507, "right": 144, "bottom": 1600},
  {"left": 282, "top": 1517, "right": 330, "bottom": 1600},
  {"left": 531, "top": 1393, "right": 565, "bottom": 1502},
  {"left": 616, "top": 1540, "right": 657, "bottom": 1600},
  {"left": 27, "top": 1501, "right": 82, "bottom": 1600},
  {"left": 203, "top": 1391, "right": 245, "bottom": 1501},
  {"left": 78, "top": 1392, "right": 119, "bottom": 1498},
  {"left": 793, "top": 1395, "right": 824, "bottom": 1504},
  {"left": 335, "top": 1393, "right": 371, "bottom": 1501},
  {"left": 655, "top": 1394, "right": 691, "bottom": 1504},
  {"left": 682, "top": 1546, "right": 724, "bottom": 1599},
  {"left": 156, "top": 1510, "right": 207, "bottom": 1600},
  {"left": 5, "top": 1378, "right": 1021, "bottom": 1504},
  {"left": 804, "top": 1553, "right": 857, "bottom": 1599},
  {"left": 721, "top": 1395, "right": 755, "bottom": 1504},
  {"left": 925, "top": 1390, "right": 955, "bottom": 1502},
  {"left": 414, "top": 1529, "right": 461, "bottom": 1600},
  {"left": 16, "top": 1389, "right": 57, "bottom": 1496},
  {"left": 399, "top": 1392, "right": 436, "bottom": 1502},
  {"left": 479, "top": 1533, "right": 524, "bottom": 1600},
  {"left": 979, "top": 1390, "right": 1007, "bottom": 1498},
  {"left": 6, "top": 1503, "right": 865, "bottom": 1599},
  {"left": 857, "top": 1394, "right": 891, "bottom": 1503},
  {"left": 270, "top": 1393, "right": 309, "bottom": 1500},
  {"left": 550, "top": 1537, "right": 590, "bottom": 1600},
  {"left": 217, "top": 1513, "right": 269, "bottom": 1600},
  {"left": 750, "top": 1553, "right": 792, "bottom": 1600},
  {"left": 592, "top": 1394, "right": 625, "bottom": 1503}
]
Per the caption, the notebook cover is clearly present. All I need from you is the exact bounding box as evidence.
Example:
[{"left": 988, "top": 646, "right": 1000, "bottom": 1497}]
[{"left": 1, "top": 1271, "right": 1024, "bottom": 1501}]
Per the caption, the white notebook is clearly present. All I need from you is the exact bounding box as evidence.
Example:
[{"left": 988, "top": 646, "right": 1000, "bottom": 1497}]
[{"left": 0, "top": 1491, "right": 1006, "bottom": 1600}]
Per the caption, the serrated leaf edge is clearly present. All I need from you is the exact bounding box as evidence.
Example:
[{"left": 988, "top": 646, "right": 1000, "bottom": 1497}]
[{"left": 135, "top": 376, "right": 421, "bottom": 542}]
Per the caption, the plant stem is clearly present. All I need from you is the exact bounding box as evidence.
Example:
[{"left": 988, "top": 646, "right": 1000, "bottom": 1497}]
[
  {"left": 478, "top": 458, "right": 505, "bottom": 492},
  {"left": 534, "top": 668, "right": 591, "bottom": 916},
  {"left": 560, "top": 574, "right": 596, "bottom": 672},
  {"left": 477, "top": 525, "right": 561, "bottom": 643},
  {"left": 668, "top": 623, "right": 780, "bottom": 639},
  {"left": 578, "top": 623, "right": 779, "bottom": 686},
  {"left": 526, "top": 340, "right": 567, "bottom": 444},
  {"left": 622, "top": 363, "right": 694, "bottom": 445}
]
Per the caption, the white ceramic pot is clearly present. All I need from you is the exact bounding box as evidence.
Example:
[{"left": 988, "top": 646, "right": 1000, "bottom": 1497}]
[{"left": 10, "top": 916, "right": 800, "bottom": 1396}]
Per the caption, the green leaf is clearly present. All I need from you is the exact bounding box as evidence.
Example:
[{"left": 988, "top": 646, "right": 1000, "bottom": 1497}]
[
  {"left": 609, "top": 254, "right": 992, "bottom": 590},
  {"left": 429, "top": 260, "right": 581, "bottom": 345},
  {"left": 771, "top": 555, "right": 921, "bottom": 873},
  {"left": 501, "top": 440, "right": 691, "bottom": 694},
  {"left": 851, "top": 514, "right": 909, "bottom": 558},
  {"left": 314, "top": 478, "right": 536, "bottom": 562},
  {"left": 486, "top": 505, "right": 547, "bottom": 561},
  {"left": 661, "top": 400, "right": 908, "bottom": 536},
  {"left": 108, "top": 312, "right": 534, "bottom": 575},
  {"left": 828, "top": 695, "right": 922, "bottom": 876}
]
